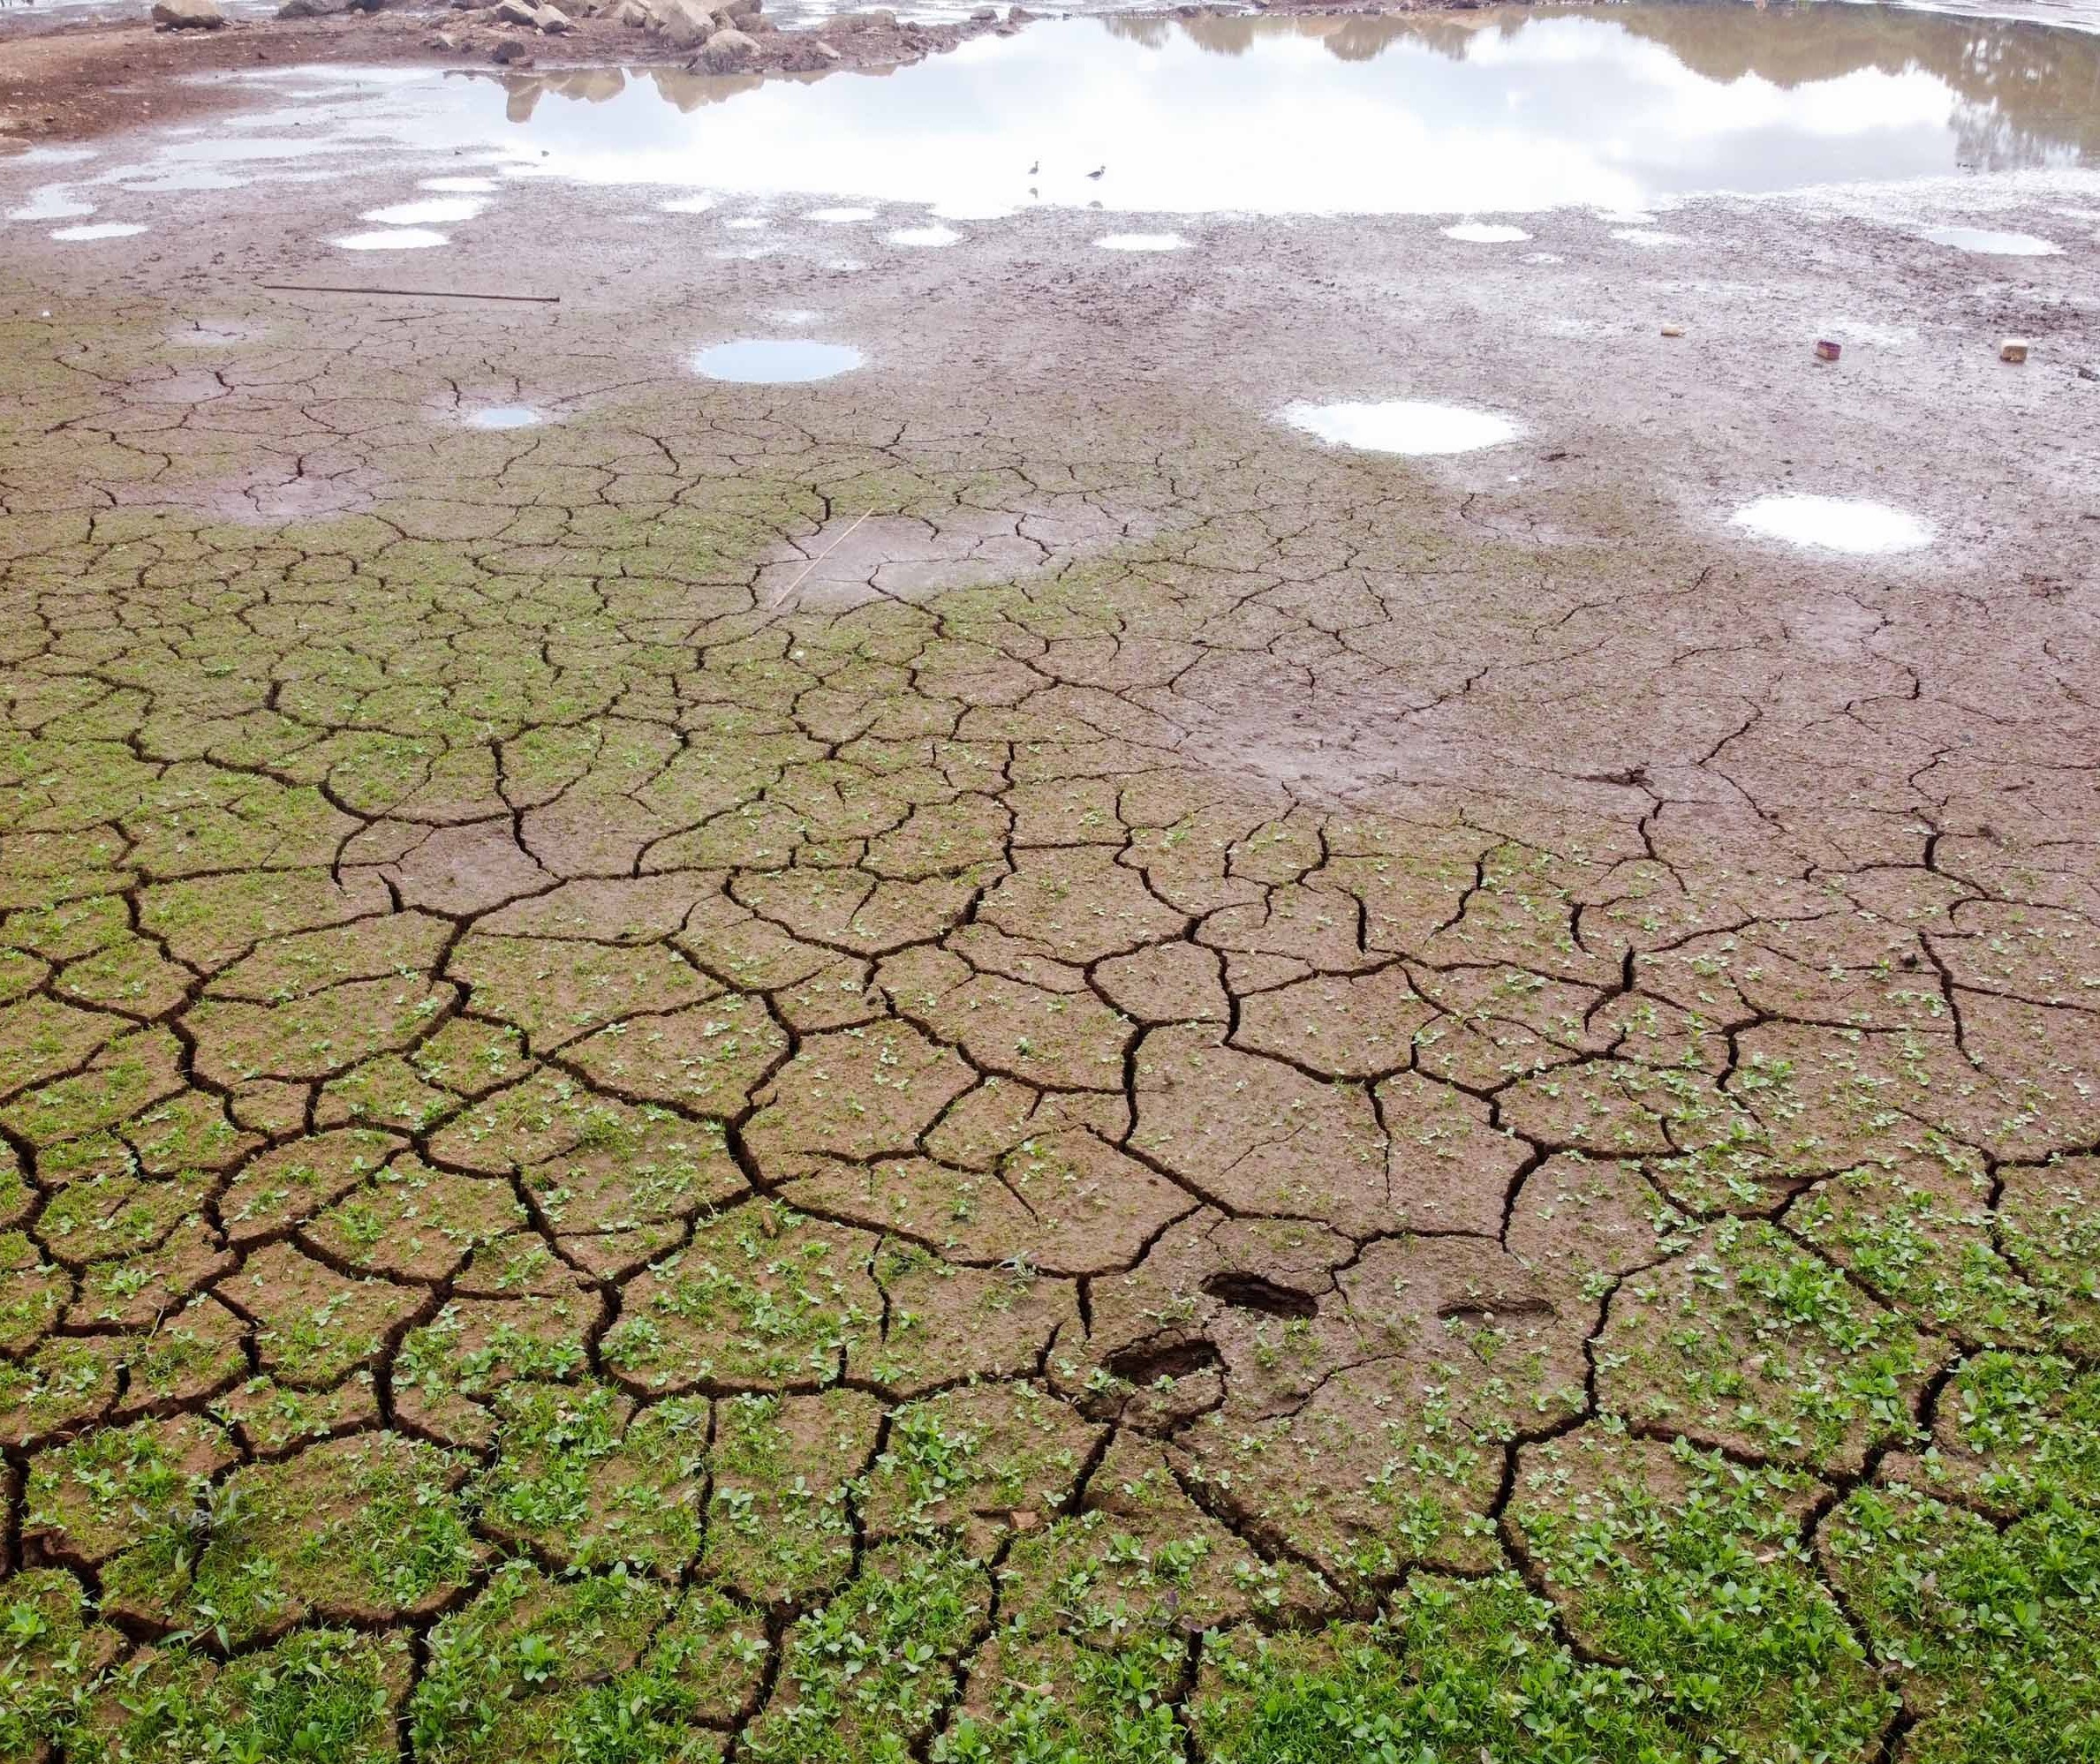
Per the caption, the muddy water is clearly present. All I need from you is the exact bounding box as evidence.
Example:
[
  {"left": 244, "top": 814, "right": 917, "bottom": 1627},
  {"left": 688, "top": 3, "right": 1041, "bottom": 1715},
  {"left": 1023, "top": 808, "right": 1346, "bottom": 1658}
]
[{"left": 37, "top": 2, "right": 2097, "bottom": 225}]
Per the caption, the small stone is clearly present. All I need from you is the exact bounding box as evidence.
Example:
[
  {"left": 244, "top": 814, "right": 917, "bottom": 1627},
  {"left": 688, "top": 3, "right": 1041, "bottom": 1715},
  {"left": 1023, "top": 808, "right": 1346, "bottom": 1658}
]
[
  {"left": 1659, "top": 325, "right": 1684, "bottom": 337},
  {"left": 491, "top": 34, "right": 530, "bottom": 57},
  {"left": 152, "top": 0, "right": 226, "bottom": 26},
  {"left": 1999, "top": 337, "right": 2029, "bottom": 364},
  {"left": 276, "top": 0, "right": 335, "bottom": 16},
  {"left": 812, "top": 34, "right": 839, "bottom": 56},
  {"left": 1814, "top": 339, "right": 1841, "bottom": 362},
  {"left": 430, "top": 28, "right": 457, "bottom": 45},
  {"left": 2078, "top": 365, "right": 2099, "bottom": 382}
]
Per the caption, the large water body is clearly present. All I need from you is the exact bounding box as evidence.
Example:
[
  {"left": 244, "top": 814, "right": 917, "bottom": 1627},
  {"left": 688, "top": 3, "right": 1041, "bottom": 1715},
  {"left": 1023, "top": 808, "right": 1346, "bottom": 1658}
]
[{"left": 34, "top": 3, "right": 2100, "bottom": 222}]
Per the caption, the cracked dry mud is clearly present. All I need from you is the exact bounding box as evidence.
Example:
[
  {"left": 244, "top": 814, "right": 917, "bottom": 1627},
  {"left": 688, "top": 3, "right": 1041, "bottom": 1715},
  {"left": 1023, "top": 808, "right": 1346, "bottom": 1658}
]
[{"left": 4, "top": 80, "right": 2100, "bottom": 1764}]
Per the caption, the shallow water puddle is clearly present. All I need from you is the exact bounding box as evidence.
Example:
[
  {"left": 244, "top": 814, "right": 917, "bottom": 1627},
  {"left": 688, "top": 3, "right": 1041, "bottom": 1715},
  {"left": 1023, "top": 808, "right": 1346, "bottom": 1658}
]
[
  {"left": 50, "top": 222, "right": 146, "bottom": 241},
  {"left": 466, "top": 405, "right": 544, "bottom": 429},
  {"left": 1730, "top": 494, "right": 1934, "bottom": 554},
  {"left": 692, "top": 339, "right": 864, "bottom": 382},
  {"left": 362, "top": 197, "right": 486, "bottom": 225},
  {"left": 1283, "top": 400, "right": 1521, "bottom": 456},
  {"left": 332, "top": 227, "right": 449, "bottom": 250},
  {"left": 805, "top": 206, "right": 878, "bottom": 222},
  {"left": 6, "top": 187, "right": 95, "bottom": 222},
  {"left": 112, "top": 4, "right": 2100, "bottom": 221},
  {"left": 1919, "top": 224, "right": 2063, "bottom": 253}
]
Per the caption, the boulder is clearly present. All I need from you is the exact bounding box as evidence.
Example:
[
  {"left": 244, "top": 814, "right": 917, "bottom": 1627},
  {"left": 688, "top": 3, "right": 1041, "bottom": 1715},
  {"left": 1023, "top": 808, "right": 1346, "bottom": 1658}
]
[
  {"left": 276, "top": 0, "right": 336, "bottom": 16},
  {"left": 811, "top": 35, "right": 839, "bottom": 57},
  {"left": 491, "top": 34, "right": 530, "bottom": 57},
  {"left": 657, "top": 0, "right": 714, "bottom": 48},
  {"left": 699, "top": 23, "right": 757, "bottom": 64},
  {"left": 725, "top": 0, "right": 759, "bottom": 19},
  {"left": 494, "top": 0, "right": 540, "bottom": 21},
  {"left": 613, "top": 0, "right": 647, "bottom": 21},
  {"left": 152, "top": 0, "right": 226, "bottom": 26},
  {"left": 536, "top": 2, "right": 575, "bottom": 28}
]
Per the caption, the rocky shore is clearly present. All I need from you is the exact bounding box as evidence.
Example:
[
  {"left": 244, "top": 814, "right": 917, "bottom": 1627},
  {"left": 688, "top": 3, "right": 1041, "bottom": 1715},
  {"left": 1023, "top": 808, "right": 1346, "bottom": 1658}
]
[{"left": 0, "top": 0, "right": 1035, "bottom": 144}]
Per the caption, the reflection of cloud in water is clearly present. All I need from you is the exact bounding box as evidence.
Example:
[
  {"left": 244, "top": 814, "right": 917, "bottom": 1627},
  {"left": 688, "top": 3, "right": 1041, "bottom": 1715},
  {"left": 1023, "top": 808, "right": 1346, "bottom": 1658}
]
[{"left": 108, "top": 7, "right": 2100, "bottom": 221}]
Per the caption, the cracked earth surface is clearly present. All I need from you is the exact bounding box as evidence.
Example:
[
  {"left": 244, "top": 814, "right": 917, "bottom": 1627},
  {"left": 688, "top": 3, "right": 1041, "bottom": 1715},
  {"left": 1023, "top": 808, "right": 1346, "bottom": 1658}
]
[{"left": 4, "top": 50, "right": 2100, "bottom": 1760}]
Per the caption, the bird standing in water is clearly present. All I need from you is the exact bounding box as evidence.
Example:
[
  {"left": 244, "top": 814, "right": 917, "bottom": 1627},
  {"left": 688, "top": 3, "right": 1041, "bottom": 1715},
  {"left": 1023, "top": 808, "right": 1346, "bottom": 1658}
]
[{"left": 1087, "top": 165, "right": 1106, "bottom": 179}]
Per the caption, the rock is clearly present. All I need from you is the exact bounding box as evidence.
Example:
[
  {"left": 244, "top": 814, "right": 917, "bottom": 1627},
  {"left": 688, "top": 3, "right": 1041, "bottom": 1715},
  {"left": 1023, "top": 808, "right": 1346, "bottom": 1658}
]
[
  {"left": 812, "top": 35, "right": 839, "bottom": 57},
  {"left": 152, "top": 0, "right": 226, "bottom": 26},
  {"left": 657, "top": 0, "right": 714, "bottom": 48},
  {"left": 1999, "top": 337, "right": 2030, "bottom": 364},
  {"left": 536, "top": 2, "right": 574, "bottom": 28},
  {"left": 700, "top": 23, "right": 757, "bottom": 64},
  {"left": 491, "top": 34, "right": 530, "bottom": 57},
  {"left": 494, "top": 0, "right": 538, "bottom": 20},
  {"left": 276, "top": 0, "right": 335, "bottom": 16},
  {"left": 726, "top": 0, "right": 760, "bottom": 19},
  {"left": 971, "top": 5, "right": 994, "bottom": 17},
  {"left": 866, "top": 6, "right": 895, "bottom": 21},
  {"left": 613, "top": 0, "right": 647, "bottom": 21},
  {"left": 2079, "top": 365, "right": 2099, "bottom": 382}
]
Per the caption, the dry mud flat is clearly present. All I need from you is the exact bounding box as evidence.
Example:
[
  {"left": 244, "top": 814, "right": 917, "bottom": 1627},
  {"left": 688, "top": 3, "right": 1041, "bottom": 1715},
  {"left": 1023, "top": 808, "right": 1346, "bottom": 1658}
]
[{"left": 2, "top": 5, "right": 2100, "bottom": 1761}]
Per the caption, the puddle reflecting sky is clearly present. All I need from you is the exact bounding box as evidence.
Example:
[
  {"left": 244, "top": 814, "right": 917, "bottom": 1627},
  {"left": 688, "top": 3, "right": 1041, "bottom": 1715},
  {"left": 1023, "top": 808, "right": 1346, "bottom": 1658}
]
[
  {"left": 1284, "top": 400, "right": 1523, "bottom": 456},
  {"left": 1731, "top": 493, "right": 1935, "bottom": 552},
  {"left": 692, "top": 339, "right": 865, "bottom": 381},
  {"left": 67, "top": 3, "right": 2092, "bottom": 221}
]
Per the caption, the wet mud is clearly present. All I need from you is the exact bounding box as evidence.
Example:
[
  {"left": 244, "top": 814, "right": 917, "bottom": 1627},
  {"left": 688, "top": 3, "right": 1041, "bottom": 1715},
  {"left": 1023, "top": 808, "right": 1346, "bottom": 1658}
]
[{"left": 1, "top": 3, "right": 2099, "bottom": 1758}]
